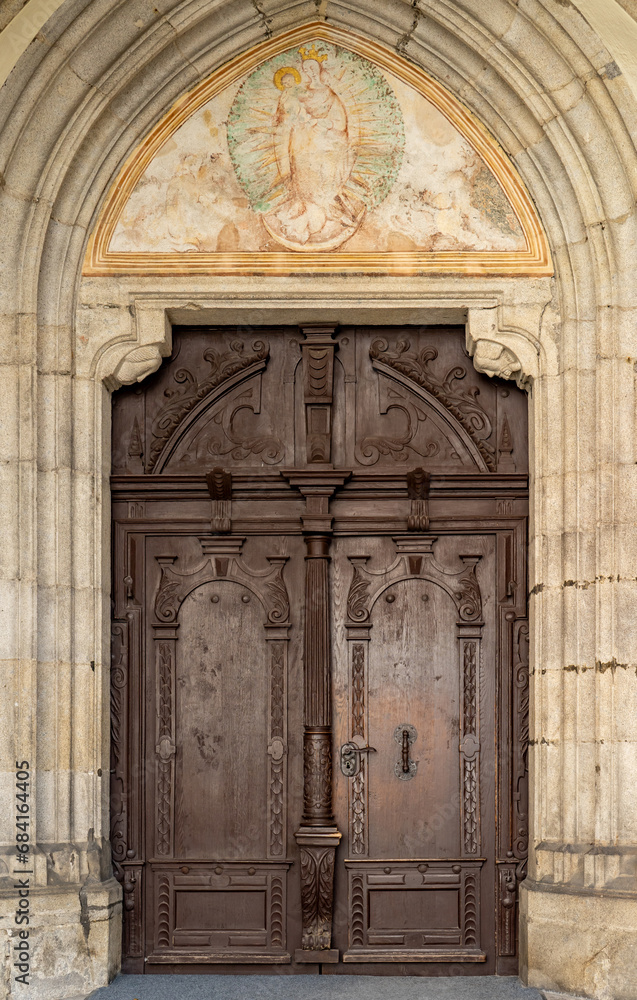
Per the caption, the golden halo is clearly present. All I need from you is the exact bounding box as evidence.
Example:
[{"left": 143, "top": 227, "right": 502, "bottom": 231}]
[{"left": 274, "top": 66, "right": 301, "bottom": 90}]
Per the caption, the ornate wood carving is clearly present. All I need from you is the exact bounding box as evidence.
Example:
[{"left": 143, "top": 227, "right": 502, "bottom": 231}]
[
  {"left": 300, "top": 326, "right": 337, "bottom": 465},
  {"left": 200, "top": 380, "right": 284, "bottom": 466},
  {"left": 157, "top": 874, "right": 171, "bottom": 948},
  {"left": 456, "top": 557, "right": 483, "bottom": 621},
  {"left": 303, "top": 728, "right": 333, "bottom": 823},
  {"left": 110, "top": 620, "right": 129, "bottom": 881},
  {"left": 464, "top": 871, "right": 479, "bottom": 947},
  {"left": 299, "top": 846, "right": 337, "bottom": 950},
  {"left": 513, "top": 620, "right": 530, "bottom": 871},
  {"left": 155, "top": 637, "right": 177, "bottom": 857},
  {"left": 351, "top": 644, "right": 365, "bottom": 738},
  {"left": 154, "top": 543, "right": 290, "bottom": 626},
  {"left": 498, "top": 413, "right": 514, "bottom": 471},
  {"left": 347, "top": 560, "right": 372, "bottom": 622},
  {"left": 270, "top": 875, "right": 284, "bottom": 948},
  {"left": 267, "top": 641, "right": 287, "bottom": 858},
  {"left": 350, "top": 875, "right": 365, "bottom": 948},
  {"left": 406, "top": 467, "right": 430, "bottom": 531},
  {"left": 350, "top": 643, "right": 368, "bottom": 856},
  {"left": 206, "top": 467, "right": 232, "bottom": 533},
  {"left": 355, "top": 386, "right": 435, "bottom": 466},
  {"left": 346, "top": 539, "right": 483, "bottom": 624},
  {"left": 147, "top": 339, "right": 270, "bottom": 471},
  {"left": 111, "top": 324, "right": 529, "bottom": 972},
  {"left": 149, "top": 862, "right": 291, "bottom": 961},
  {"left": 498, "top": 864, "right": 517, "bottom": 957},
  {"left": 369, "top": 338, "right": 496, "bottom": 471},
  {"left": 122, "top": 863, "right": 144, "bottom": 958},
  {"left": 344, "top": 861, "right": 484, "bottom": 961},
  {"left": 460, "top": 638, "right": 480, "bottom": 856}
]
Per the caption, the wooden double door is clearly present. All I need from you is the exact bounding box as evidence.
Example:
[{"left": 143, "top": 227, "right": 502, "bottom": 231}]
[{"left": 111, "top": 324, "right": 529, "bottom": 975}]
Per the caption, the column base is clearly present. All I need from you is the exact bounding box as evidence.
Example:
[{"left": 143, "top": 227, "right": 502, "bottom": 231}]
[
  {"left": 0, "top": 877, "right": 121, "bottom": 1000},
  {"left": 520, "top": 878, "right": 637, "bottom": 1000}
]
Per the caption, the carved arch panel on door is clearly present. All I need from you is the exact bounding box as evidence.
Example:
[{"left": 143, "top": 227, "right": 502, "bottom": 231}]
[
  {"left": 149, "top": 535, "right": 292, "bottom": 963},
  {"left": 342, "top": 535, "right": 486, "bottom": 963}
]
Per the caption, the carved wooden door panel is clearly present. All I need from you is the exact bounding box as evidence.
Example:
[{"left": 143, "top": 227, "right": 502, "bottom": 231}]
[
  {"left": 110, "top": 323, "right": 528, "bottom": 975},
  {"left": 331, "top": 533, "right": 497, "bottom": 969},
  {"left": 145, "top": 533, "right": 302, "bottom": 966}
]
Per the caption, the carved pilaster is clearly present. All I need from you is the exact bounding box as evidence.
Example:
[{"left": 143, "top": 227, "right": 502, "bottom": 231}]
[
  {"left": 282, "top": 470, "right": 348, "bottom": 962},
  {"left": 300, "top": 325, "right": 337, "bottom": 465},
  {"left": 153, "top": 624, "right": 178, "bottom": 857}
]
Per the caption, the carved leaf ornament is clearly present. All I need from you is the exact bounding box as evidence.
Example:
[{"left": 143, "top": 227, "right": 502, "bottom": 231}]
[
  {"left": 148, "top": 340, "right": 270, "bottom": 470},
  {"left": 347, "top": 544, "right": 483, "bottom": 624},
  {"left": 369, "top": 338, "right": 496, "bottom": 471}
]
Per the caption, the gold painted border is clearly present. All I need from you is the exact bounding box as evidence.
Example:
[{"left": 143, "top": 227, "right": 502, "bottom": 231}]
[{"left": 83, "top": 22, "right": 552, "bottom": 278}]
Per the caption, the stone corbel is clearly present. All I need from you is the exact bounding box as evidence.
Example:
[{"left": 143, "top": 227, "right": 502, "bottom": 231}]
[
  {"left": 466, "top": 307, "right": 540, "bottom": 388},
  {"left": 96, "top": 306, "right": 172, "bottom": 391}
]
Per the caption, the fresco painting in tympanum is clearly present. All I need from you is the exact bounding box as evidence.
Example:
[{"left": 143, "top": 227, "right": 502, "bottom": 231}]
[{"left": 109, "top": 39, "right": 526, "bottom": 256}]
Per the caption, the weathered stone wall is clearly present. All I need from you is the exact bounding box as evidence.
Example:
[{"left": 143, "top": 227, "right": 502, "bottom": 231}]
[{"left": 1, "top": 2, "right": 637, "bottom": 998}]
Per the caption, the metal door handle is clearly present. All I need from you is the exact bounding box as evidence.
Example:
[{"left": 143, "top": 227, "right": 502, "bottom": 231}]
[
  {"left": 401, "top": 729, "right": 411, "bottom": 773},
  {"left": 394, "top": 723, "right": 417, "bottom": 780},
  {"left": 340, "top": 741, "right": 377, "bottom": 777}
]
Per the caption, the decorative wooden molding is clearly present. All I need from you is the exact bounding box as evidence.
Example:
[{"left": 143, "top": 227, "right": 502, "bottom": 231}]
[
  {"left": 83, "top": 22, "right": 551, "bottom": 277},
  {"left": 300, "top": 326, "right": 337, "bottom": 465},
  {"left": 460, "top": 636, "right": 481, "bottom": 856},
  {"left": 154, "top": 633, "right": 177, "bottom": 857},
  {"left": 153, "top": 541, "right": 290, "bottom": 626},
  {"left": 206, "top": 467, "right": 232, "bottom": 533},
  {"left": 406, "top": 467, "right": 430, "bottom": 531},
  {"left": 498, "top": 863, "right": 518, "bottom": 957},
  {"left": 346, "top": 537, "right": 483, "bottom": 624},
  {"left": 149, "top": 862, "right": 291, "bottom": 962},
  {"left": 343, "top": 860, "right": 485, "bottom": 962},
  {"left": 267, "top": 641, "right": 287, "bottom": 859}
]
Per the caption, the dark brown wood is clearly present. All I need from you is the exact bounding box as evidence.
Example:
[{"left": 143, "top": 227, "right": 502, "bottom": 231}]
[{"left": 111, "top": 324, "right": 529, "bottom": 975}]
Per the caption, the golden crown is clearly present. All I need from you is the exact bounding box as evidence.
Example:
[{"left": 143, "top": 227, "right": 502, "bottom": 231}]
[{"left": 298, "top": 44, "right": 327, "bottom": 63}]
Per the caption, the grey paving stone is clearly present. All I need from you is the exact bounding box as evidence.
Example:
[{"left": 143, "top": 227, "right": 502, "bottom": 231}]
[{"left": 87, "top": 974, "right": 545, "bottom": 1000}]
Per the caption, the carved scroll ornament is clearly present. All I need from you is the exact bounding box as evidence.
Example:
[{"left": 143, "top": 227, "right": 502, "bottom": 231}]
[
  {"left": 369, "top": 338, "right": 496, "bottom": 470},
  {"left": 153, "top": 546, "right": 290, "bottom": 626},
  {"left": 346, "top": 540, "right": 483, "bottom": 624},
  {"left": 147, "top": 339, "right": 270, "bottom": 470}
]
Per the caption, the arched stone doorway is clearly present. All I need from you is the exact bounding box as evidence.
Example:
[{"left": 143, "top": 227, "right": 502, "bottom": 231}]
[{"left": 1, "top": 3, "right": 637, "bottom": 999}]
